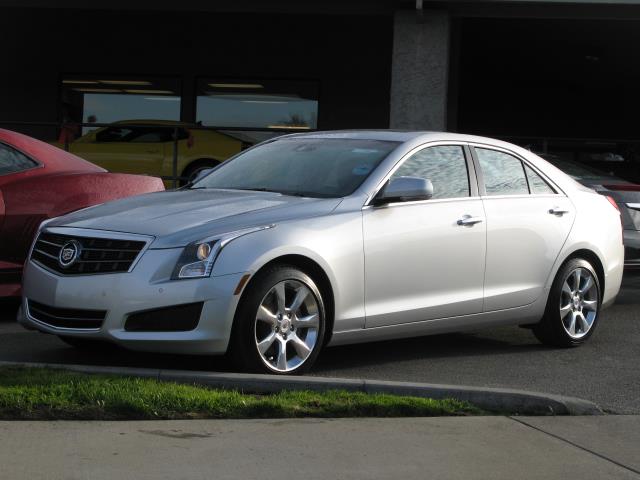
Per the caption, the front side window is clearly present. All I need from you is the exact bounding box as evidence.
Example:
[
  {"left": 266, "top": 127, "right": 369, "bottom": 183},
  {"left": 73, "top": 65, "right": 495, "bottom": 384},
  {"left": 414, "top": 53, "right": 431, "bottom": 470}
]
[
  {"left": 391, "top": 145, "right": 470, "bottom": 199},
  {"left": 95, "top": 127, "right": 174, "bottom": 143},
  {"left": 194, "top": 138, "right": 399, "bottom": 198},
  {"left": 476, "top": 148, "right": 529, "bottom": 196},
  {"left": 95, "top": 127, "right": 134, "bottom": 143},
  {"left": 0, "top": 143, "right": 38, "bottom": 175}
]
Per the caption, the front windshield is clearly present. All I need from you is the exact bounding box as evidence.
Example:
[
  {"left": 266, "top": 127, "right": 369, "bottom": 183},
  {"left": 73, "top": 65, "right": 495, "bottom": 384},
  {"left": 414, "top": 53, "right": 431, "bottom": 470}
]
[{"left": 192, "top": 137, "right": 400, "bottom": 198}]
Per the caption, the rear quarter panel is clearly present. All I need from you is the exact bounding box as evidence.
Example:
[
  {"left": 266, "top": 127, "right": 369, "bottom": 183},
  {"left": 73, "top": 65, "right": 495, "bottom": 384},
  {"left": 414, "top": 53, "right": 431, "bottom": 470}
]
[{"left": 547, "top": 189, "right": 624, "bottom": 307}]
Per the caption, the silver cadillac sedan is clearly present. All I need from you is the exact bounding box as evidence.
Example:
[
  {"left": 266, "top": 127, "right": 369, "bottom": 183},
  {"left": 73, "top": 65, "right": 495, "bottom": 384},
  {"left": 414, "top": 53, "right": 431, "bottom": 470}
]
[{"left": 19, "top": 131, "right": 624, "bottom": 375}]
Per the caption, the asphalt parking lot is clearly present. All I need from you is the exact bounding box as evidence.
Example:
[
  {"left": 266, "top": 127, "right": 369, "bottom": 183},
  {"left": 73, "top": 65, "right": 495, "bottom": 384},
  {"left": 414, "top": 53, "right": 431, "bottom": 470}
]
[{"left": 1, "top": 273, "right": 639, "bottom": 414}]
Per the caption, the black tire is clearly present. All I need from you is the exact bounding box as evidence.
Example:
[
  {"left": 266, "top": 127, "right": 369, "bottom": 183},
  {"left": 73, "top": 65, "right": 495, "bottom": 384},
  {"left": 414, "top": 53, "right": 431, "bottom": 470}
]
[
  {"left": 57, "top": 336, "right": 111, "bottom": 350},
  {"left": 227, "top": 265, "right": 327, "bottom": 375},
  {"left": 533, "top": 258, "right": 601, "bottom": 347},
  {"left": 181, "top": 159, "right": 220, "bottom": 186}
]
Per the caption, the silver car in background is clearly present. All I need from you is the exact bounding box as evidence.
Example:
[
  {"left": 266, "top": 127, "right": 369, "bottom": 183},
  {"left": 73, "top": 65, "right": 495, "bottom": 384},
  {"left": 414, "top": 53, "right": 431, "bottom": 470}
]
[{"left": 19, "top": 131, "right": 624, "bottom": 375}]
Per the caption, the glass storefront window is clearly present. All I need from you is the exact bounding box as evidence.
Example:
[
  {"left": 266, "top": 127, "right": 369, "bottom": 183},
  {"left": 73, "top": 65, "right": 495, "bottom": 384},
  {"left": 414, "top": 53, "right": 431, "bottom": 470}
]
[
  {"left": 196, "top": 79, "right": 318, "bottom": 131},
  {"left": 60, "top": 76, "right": 181, "bottom": 136}
]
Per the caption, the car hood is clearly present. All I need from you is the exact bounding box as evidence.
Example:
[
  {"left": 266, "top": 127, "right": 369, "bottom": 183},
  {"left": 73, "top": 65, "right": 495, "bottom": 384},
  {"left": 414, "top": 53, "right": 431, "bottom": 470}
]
[{"left": 47, "top": 189, "right": 343, "bottom": 248}]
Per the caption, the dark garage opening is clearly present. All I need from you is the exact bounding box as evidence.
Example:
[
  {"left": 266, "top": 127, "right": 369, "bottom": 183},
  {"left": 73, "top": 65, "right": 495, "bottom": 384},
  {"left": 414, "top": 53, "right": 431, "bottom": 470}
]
[{"left": 457, "top": 17, "right": 640, "bottom": 182}]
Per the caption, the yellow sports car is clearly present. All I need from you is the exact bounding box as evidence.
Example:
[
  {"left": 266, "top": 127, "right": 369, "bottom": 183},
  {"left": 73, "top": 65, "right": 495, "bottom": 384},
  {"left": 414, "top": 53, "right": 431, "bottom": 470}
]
[{"left": 57, "top": 120, "right": 246, "bottom": 186}]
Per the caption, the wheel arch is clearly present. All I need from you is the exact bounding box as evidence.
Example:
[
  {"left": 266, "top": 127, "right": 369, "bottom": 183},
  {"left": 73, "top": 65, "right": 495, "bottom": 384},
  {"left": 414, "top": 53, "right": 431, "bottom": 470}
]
[
  {"left": 180, "top": 157, "right": 222, "bottom": 178},
  {"left": 237, "top": 254, "right": 336, "bottom": 346},
  {"left": 556, "top": 248, "right": 606, "bottom": 296}
]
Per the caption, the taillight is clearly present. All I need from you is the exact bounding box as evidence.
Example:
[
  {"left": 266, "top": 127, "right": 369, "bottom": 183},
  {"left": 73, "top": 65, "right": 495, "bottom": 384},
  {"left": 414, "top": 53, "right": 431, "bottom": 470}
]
[
  {"left": 606, "top": 195, "right": 624, "bottom": 239},
  {"left": 602, "top": 184, "right": 640, "bottom": 192},
  {"left": 606, "top": 195, "right": 620, "bottom": 212}
]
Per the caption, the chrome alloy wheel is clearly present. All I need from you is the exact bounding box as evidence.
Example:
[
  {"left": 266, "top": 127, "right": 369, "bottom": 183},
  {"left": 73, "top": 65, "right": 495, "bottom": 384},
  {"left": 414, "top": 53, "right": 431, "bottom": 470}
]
[
  {"left": 254, "top": 279, "right": 321, "bottom": 373},
  {"left": 559, "top": 267, "right": 599, "bottom": 339}
]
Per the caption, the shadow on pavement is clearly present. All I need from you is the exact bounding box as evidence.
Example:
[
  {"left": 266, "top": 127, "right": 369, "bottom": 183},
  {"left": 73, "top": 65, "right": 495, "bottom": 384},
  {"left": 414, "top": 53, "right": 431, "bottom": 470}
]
[{"left": 1, "top": 271, "right": 638, "bottom": 376}]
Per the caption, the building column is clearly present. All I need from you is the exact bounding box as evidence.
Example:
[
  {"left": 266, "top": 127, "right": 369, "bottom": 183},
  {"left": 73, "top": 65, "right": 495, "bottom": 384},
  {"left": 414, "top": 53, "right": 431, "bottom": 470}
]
[{"left": 390, "top": 9, "right": 450, "bottom": 131}]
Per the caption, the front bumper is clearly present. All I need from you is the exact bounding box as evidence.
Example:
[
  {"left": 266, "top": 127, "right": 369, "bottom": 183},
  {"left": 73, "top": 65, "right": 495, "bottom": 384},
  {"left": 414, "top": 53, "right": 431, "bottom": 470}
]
[
  {"left": 624, "top": 229, "right": 640, "bottom": 269},
  {"left": 19, "top": 248, "right": 246, "bottom": 355}
]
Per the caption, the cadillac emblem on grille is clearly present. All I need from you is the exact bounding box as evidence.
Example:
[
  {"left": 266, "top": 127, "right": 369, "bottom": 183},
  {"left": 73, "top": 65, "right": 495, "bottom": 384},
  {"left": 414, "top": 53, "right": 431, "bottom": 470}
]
[{"left": 58, "top": 240, "right": 82, "bottom": 268}]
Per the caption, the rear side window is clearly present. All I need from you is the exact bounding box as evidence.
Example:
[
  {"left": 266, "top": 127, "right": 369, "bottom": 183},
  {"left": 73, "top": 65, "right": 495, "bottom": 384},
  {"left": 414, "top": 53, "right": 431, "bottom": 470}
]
[
  {"left": 0, "top": 143, "right": 38, "bottom": 175},
  {"left": 524, "top": 164, "right": 556, "bottom": 194},
  {"left": 476, "top": 148, "right": 528, "bottom": 196},
  {"left": 391, "top": 145, "right": 470, "bottom": 199}
]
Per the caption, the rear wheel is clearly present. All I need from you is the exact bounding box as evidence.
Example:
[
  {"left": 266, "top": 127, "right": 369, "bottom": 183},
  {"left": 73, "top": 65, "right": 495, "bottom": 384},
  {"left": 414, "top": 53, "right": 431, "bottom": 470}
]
[
  {"left": 228, "top": 265, "right": 326, "bottom": 375},
  {"left": 533, "top": 258, "right": 601, "bottom": 347}
]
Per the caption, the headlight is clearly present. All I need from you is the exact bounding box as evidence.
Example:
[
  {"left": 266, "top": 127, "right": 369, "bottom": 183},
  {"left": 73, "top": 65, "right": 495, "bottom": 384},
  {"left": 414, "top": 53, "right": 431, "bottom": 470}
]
[
  {"left": 172, "top": 240, "right": 222, "bottom": 279},
  {"left": 171, "top": 225, "right": 275, "bottom": 280}
]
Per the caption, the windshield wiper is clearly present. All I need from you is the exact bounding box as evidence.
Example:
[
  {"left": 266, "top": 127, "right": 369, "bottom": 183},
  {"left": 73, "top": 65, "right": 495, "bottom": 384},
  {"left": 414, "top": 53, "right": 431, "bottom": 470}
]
[
  {"left": 229, "top": 187, "right": 286, "bottom": 194},
  {"left": 209, "top": 187, "right": 336, "bottom": 198}
]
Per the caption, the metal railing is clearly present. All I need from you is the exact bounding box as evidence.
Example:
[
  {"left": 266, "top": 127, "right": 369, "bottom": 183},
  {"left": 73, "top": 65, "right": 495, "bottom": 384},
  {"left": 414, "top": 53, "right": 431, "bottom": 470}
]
[{"left": 0, "top": 120, "right": 309, "bottom": 188}]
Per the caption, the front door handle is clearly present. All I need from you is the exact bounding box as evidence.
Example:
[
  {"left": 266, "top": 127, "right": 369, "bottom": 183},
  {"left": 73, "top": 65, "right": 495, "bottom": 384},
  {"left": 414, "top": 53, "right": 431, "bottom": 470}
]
[
  {"left": 548, "top": 207, "right": 570, "bottom": 216},
  {"left": 457, "top": 215, "right": 484, "bottom": 226}
]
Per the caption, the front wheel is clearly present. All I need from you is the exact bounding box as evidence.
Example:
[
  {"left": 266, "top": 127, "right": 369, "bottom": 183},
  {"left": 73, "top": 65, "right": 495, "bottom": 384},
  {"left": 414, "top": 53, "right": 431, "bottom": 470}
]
[
  {"left": 533, "top": 258, "right": 601, "bottom": 347},
  {"left": 181, "top": 159, "right": 219, "bottom": 186},
  {"left": 228, "top": 265, "right": 326, "bottom": 375}
]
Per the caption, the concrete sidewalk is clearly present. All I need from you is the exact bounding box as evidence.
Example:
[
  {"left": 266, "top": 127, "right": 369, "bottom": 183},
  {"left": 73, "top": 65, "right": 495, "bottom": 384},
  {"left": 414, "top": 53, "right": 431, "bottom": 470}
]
[{"left": 1, "top": 416, "right": 638, "bottom": 479}]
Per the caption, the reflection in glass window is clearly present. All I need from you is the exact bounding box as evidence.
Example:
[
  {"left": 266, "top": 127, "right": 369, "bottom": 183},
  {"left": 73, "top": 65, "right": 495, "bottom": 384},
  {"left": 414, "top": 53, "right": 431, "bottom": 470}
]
[
  {"left": 95, "top": 126, "right": 175, "bottom": 143},
  {"left": 0, "top": 144, "right": 37, "bottom": 175},
  {"left": 476, "top": 148, "right": 529, "bottom": 196},
  {"left": 524, "top": 164, "right": 555, "bottom": 194},
  {"left": 196, "top": 79, "right": 318, "bottom": 144},
  {"left": 60, "top": 76, "right": 181, "bottom": 138},
  {"left": 391, "top": 146, "right": 469, "bottom": 199}
]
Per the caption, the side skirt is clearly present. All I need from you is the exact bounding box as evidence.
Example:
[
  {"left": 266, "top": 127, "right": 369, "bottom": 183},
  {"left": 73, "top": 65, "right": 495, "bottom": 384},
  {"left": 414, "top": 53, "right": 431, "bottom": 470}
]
[{"left": 327, "top": 297, "right": 547, "bottom": 347}]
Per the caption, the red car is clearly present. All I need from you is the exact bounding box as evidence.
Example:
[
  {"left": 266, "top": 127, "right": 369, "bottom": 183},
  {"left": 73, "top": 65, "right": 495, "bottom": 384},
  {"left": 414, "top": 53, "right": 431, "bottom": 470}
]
[{"left": 0, "top": 129, "right": 164, "bottom": 297}]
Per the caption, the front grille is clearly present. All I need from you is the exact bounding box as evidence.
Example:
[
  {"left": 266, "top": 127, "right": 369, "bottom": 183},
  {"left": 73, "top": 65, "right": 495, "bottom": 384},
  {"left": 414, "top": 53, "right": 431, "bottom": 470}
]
[
  {"left": 124, "top": 302, "right": 204, "bottom": 332},
  {"left": 31, "top": 231, "right": 146, "bottom": 275},
  {"left": 27, "top": 300, "right": 106, "bottom": 330}
]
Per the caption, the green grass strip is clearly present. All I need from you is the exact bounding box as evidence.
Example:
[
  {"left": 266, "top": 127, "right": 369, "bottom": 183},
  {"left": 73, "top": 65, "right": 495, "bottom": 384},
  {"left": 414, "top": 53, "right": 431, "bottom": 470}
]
[{"left": 0, "top": 366, "right": 481, "bottom": 420}]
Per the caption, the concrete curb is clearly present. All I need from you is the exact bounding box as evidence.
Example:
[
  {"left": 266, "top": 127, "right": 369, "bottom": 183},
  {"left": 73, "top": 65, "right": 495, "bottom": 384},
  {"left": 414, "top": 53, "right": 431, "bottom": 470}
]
[{"left": 0, "top": 360, "right": 603, "bottom": 416}]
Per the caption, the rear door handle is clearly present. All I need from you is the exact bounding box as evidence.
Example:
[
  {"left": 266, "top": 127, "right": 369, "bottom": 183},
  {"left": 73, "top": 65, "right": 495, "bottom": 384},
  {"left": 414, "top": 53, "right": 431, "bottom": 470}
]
[
  {"left": 548, "top": 207, "right": 570, "bottom": 216},
  {"left": 457, "top": 215, "right": 484, "bottom": 226}
]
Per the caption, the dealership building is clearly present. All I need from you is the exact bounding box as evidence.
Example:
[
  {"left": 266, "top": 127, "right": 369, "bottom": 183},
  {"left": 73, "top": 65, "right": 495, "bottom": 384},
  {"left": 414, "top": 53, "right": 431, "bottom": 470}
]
[{"left": 2, "top": 0, "right": 640, "bottom": 182}]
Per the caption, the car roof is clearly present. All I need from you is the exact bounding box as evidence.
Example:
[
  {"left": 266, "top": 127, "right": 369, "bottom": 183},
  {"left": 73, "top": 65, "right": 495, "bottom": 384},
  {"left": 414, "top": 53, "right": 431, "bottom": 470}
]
[{"left": 281, "top": 130, "right": 520, "bottom": 148}]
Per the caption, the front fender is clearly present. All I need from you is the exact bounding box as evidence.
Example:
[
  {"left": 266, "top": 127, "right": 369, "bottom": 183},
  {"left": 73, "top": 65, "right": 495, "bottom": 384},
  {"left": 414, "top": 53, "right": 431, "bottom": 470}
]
[{"left": 211, "top": 212, "right": 366, "bottom": 332}]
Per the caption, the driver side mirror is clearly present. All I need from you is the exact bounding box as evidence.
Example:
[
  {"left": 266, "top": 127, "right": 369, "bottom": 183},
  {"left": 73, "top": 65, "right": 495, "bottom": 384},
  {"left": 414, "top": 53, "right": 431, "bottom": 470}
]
[{"left": 372, "top": 176, "right": 434, "bottom": 206}]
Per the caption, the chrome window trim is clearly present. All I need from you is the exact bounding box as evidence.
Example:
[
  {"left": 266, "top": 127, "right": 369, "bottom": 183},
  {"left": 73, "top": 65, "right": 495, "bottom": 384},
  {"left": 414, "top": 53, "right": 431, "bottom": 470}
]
[
  {"left": 362, "top": 195, "right": 480, "bottom": 211},
  {"left": 479, "top": 193, "right": 561, "bottom": 201},
  {"left": 467, "top": 142, "right": 567, "bottom": 197},
  {"left": 626, "top": 203, "right": 640, "bottom": 211},
  {"left": 31, "top": 227, "right": 155, "bottom": 276},
  {"left": 364, "top": 141, "right": 476, "bottom": 207}
]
